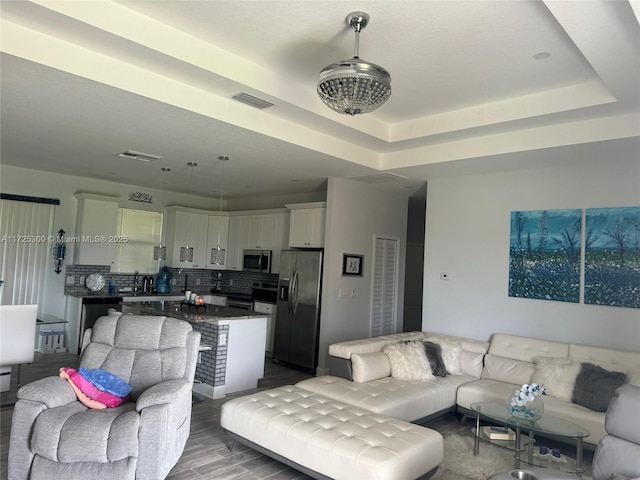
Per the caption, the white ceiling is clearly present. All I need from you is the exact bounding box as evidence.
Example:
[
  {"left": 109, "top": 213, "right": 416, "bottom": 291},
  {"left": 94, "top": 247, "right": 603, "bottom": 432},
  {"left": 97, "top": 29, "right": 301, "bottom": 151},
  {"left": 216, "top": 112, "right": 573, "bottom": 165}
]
[{"left": 1, "top": 1, "right": 639, "bottom": 206}]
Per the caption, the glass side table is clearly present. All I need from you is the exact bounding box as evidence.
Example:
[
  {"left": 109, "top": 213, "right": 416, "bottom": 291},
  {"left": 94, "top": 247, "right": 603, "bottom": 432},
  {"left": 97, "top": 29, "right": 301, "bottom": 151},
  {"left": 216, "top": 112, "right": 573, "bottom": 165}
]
[{"left": 471, "top": 402, "right": 590, "bottom": 475}]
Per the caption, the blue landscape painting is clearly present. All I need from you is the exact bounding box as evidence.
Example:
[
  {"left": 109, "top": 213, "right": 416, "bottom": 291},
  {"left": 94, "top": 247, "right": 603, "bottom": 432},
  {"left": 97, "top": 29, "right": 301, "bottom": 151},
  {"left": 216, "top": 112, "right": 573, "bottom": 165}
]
[
  {"left": 584, "top": 207, "right": 640, "bottom": 309},
  {"left": 509, "top": 209, "right": 582, "bottom": 303}
]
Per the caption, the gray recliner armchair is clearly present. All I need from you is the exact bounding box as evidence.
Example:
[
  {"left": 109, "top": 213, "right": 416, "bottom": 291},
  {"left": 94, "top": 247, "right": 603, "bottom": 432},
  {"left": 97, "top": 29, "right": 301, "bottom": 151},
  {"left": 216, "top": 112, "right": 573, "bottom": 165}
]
[
  {"left": 592, "top": 383, "right": 640, "bottom": 480},
  {"left": 8, "top": 312, "right": 201, "bottom": 480}
]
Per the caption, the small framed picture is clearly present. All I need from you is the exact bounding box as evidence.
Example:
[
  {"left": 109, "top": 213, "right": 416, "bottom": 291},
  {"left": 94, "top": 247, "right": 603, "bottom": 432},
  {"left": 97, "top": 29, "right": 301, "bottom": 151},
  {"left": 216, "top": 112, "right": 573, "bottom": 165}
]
[{"left": 342, "top": 254, "right": 363, "bottom": 276}]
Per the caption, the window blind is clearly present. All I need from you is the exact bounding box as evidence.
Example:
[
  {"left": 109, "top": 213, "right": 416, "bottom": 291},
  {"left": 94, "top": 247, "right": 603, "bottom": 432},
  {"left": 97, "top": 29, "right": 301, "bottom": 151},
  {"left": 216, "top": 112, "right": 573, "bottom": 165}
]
[{"left": 0, "top": 199, "right": 54, "bottom": 306}]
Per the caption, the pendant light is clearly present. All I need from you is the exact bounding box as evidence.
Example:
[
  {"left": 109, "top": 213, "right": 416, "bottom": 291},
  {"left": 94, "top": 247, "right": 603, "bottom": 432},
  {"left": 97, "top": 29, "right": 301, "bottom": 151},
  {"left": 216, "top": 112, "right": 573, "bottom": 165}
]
[
  {"left": 211, "top": 155, "right": 229, "bottom": 265},
  {"left": 153, "top": 166, "right": 171, "bottom": 261},
  {"left": 179, "top": 162, "right": 197, "bottom": 262},
  {"left": 317, "top": 11, "right": 391, "bottom": 116}
]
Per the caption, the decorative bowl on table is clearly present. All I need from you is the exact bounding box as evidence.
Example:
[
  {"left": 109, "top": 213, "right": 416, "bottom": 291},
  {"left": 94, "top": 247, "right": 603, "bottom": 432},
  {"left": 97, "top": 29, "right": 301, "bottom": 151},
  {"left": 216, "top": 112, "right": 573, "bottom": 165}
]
[{"left": 507, "top": 383, "right": 546, "bottom": 421}]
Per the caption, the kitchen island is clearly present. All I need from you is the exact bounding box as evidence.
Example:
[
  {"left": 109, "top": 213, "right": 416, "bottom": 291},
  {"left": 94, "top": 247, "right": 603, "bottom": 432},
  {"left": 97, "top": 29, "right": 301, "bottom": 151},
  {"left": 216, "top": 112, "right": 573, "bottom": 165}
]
[{"left": 122, "top": 301, "right": 267, "bottom": 399}]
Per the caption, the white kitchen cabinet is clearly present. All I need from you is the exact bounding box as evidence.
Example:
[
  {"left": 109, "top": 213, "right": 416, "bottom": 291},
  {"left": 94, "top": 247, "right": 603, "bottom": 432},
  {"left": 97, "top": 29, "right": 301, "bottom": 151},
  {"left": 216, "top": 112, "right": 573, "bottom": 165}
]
[
  {"left": 73, "top": 193, "right": 119, "bottom": 266},
  {"left": 227, "top": 210, "right": 289, "bottom": 272},
  {"left": 165, "top": 207, "right": 208, "bottom": 269},
  {"left": 205, "top": 214, "right": 229, "bottom": 270},
  {"left": 286, "top": 202, "right": 326, "bottom": 248}
]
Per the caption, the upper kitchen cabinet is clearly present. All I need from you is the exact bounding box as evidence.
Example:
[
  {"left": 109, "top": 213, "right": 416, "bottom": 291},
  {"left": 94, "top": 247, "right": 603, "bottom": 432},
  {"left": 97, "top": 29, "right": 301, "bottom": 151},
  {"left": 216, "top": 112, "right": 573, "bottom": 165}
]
[
  {"left": 227, "top": 210, "right": 289, "bottom": 273},
  {"left": 286, "top": 202, "right": 326, "bottom": 248},
  {"left": 73, "top": 193, "right": 119, "bottom": 265},
  {"left": 205, "top": 213, "right": 230, "bottom": 270},
  {"left": 165, "top": 207, "right": 208, "bottom": 269}
]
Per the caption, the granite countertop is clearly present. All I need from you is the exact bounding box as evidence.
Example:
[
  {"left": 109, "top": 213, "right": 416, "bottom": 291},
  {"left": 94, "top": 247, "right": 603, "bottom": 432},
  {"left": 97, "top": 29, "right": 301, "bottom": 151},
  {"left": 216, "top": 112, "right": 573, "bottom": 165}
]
[
  {"left": 121, "top": 301, "right": 266, "bottom": 324},
  {"left": 65, "top": 291, "right": 184, "bottom": 299}
]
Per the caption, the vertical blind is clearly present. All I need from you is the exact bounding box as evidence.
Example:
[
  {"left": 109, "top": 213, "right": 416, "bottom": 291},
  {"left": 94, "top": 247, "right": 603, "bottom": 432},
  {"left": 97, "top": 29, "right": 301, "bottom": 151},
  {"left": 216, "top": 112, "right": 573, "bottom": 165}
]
[
  {"left": 0, "top": 198, "right": 55, "bottom": 305},
  {"left": 371, "top": 236, "right": 398, "bottom": 337}
]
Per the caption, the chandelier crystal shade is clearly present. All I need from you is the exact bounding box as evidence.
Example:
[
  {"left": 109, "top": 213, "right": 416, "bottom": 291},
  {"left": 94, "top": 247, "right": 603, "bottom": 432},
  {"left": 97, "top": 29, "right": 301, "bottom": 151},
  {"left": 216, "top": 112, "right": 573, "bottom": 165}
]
[{"left": 317, "top": 12, "right": 391, "bottom": 116}]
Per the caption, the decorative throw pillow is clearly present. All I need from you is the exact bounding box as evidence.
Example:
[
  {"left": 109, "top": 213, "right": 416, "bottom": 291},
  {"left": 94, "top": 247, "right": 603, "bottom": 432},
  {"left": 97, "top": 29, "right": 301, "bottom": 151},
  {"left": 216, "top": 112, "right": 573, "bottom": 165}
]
[
  {"left": 572, "top": 363, "right": 629, "bottom": 412},
  {"left": 423, "top": 341, "right": 449, "bottom": 377},
  {"left": 62, "top": 367, "right": 130, "bottom": 407},
  {"left": 531, "top": 356, "right": 581, "bottom": 402},
  {"left": 351, "top": 352, "right": 391, "bottom": 383},
  {"left": 59, "top": 368, "right": 107, "bottom": 409},
  {"left": 79, "top": 367, "right": 133, "bottom": 397},
  {"left": 383, "top": 341, "right": 435, "bottom": 381},
  {"left": 424, "top": 336, "right": 462, "bottom": 375}
]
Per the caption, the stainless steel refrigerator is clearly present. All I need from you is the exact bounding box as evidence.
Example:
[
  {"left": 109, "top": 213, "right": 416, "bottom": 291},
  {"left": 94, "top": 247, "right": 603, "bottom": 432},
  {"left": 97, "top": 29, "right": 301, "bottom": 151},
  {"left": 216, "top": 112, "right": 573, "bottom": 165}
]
[{"left": 273, "top": 249, "right": 323, "bottom": 373}]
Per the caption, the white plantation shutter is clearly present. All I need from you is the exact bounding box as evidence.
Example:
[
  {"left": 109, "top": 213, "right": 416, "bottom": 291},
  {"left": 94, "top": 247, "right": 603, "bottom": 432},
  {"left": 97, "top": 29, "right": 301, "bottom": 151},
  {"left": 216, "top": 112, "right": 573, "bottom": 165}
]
[
  {"left": 0, "top": 198, "right": 55, "bottom": 306},
  {"left": 371, "top": 236, "right": 399, "bottom": 337}
]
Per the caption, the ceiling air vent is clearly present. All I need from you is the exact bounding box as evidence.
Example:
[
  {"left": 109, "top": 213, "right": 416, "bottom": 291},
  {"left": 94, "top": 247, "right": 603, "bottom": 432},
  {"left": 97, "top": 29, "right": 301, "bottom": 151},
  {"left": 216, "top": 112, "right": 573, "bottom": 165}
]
[
  {"left": 115, "top": 150, "right": 164, "bottom": 162},
  {"left": 350, "top": 172, "right": 408, "bottom": 184},
  {"left": 231, "top": 92, "right": 274, "bottom": 110}
]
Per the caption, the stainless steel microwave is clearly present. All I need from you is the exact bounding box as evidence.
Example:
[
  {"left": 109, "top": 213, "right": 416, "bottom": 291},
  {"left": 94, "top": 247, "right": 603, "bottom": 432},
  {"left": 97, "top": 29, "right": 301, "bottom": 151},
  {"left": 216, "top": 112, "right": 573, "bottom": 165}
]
[{"left": 243, "top": 249, "right": 272, "bottom": 273}]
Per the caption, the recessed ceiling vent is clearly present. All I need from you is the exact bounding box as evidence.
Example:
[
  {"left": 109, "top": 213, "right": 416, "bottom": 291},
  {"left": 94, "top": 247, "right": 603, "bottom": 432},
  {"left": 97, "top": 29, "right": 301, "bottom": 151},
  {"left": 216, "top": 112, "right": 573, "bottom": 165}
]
[
  {"left": 350, "top": 172, "right": 408, "bottom": 184},
  {"left": 231, "top": 92, "right": 274, "bottom": 110},
  {"left": 115, "top": 150, "right": 164, "bottom": 162}
]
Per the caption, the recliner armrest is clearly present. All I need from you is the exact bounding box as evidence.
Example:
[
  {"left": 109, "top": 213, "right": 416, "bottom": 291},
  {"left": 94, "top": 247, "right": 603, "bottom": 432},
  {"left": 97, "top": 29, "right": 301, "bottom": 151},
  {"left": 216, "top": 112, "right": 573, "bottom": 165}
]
[
  {"left": 17, "top": 376, "right": 77, "bottom": 408},
  {"left": 136, "top": 378, "right": 191, "bottom": 411},
  {"left": 605, "top": 383, "right": 640, "bottom": 444}
]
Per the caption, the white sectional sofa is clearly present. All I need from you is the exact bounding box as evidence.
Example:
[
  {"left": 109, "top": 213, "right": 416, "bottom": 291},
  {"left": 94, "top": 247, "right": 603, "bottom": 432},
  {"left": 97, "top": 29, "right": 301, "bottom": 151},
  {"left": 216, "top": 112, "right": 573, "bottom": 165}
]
[
  {"left": 299, "top": 332, "right": 489, "bottom": 423},
  {"left": 312, "top": 331, "right": 640, "bottom": 447}
]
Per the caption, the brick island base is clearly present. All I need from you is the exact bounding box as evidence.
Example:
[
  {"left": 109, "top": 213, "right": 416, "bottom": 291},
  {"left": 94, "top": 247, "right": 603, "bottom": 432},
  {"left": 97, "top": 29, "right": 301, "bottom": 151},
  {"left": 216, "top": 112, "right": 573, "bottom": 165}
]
[{"left": 220, "top": 385, "right": 443, "bottom": 480}]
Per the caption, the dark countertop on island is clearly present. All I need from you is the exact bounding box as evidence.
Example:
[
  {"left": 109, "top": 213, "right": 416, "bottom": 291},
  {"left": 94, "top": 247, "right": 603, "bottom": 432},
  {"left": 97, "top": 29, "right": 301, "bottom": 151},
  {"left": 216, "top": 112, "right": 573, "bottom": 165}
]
[{"left": 121, "top": 301, "right": 267, "bottom": 324}]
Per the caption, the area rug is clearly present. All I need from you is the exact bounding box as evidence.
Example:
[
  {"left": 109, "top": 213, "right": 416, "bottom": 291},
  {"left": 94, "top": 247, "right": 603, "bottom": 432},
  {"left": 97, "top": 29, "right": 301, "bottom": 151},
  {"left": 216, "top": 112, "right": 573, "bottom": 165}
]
[
  {"left": 432, "top": 434, "right": 593, "bottom": 480},
  {"left": 433, "top": 434, "right": 513, "bottom": 479}
]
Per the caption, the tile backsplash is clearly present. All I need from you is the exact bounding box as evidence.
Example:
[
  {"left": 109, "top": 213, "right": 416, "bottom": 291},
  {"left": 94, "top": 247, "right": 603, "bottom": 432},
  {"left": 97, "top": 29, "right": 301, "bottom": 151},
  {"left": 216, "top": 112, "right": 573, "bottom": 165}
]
[{"left": 64, "top": 265, "right": 278, "bottom": 296}]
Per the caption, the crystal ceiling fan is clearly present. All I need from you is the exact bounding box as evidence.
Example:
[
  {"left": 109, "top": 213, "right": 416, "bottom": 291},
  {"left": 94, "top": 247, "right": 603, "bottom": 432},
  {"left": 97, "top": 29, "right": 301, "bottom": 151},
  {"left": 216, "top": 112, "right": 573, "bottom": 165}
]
[{"left": 317, "top": 11, "right": 391, "bottom": 116}]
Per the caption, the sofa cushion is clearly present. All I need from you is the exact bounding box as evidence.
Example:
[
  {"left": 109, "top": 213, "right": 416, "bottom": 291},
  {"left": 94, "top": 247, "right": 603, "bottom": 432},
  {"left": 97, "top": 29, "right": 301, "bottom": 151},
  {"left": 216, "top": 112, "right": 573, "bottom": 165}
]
[
  {"left": 482, "top": 354, "right": 535, "bottom": 385},
  {"left": 569, "top": 343, "right": 640, "bottom": 387},
  {"left": 572, "top": 363, "right": 629, "bottom": 412},
  {"left": 328, "top": 332, "right": 425, "bottom": 360},
  {"left": 489, "top": 334, "right": 569, "bottom": 362},
  {"left": 383, "top": 342, "right": 434, "bottom": 381},
  {"left": 351, "top": 352, "right": 391, "bottom": 383},
  {"left": 297, "top": 374, "right": 474, "bottom": 422},
  {"left": 531, "top": 357, "right": 581, "bottom": 402},
  {"left": 423, "top": 336, "right": 462, "bottom": 375}
]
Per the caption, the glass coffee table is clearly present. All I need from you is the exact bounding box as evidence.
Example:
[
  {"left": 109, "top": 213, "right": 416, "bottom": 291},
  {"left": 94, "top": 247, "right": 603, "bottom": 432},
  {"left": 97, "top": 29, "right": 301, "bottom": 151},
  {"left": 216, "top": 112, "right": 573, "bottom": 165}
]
[{"left": 471, "top": 402, "right": 590, "bottom": 475}]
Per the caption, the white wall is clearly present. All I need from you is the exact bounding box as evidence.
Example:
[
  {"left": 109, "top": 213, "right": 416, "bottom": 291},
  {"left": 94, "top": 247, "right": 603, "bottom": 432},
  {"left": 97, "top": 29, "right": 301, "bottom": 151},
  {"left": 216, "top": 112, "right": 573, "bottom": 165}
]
[
  {"left": 423, "top": 154, "right": 640, "bottom": 352},
  {"left": 0, "top": 165, "right": 223, "bottom": 318},
  {"left": 318, "top": 177, "right": 408, "bottom": 372}
]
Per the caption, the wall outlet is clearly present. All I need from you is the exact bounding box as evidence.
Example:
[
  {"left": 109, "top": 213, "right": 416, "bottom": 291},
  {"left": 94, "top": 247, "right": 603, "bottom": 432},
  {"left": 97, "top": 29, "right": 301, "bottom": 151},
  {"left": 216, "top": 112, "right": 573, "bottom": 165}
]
[
  {"left": 219, "top": 333, "right": 227, "bottom": 346},
  {"left": 196, "top": 278, "right": 201, "bottom": 285},
  {"left": 66, "top": 275, "right": 75, "bottom": 285},
  {"left": 172, "top": 279, "right": 176, "bottom": 285},
  {"left": 229, "top": 279, "right": 233, "bottom": 286}
]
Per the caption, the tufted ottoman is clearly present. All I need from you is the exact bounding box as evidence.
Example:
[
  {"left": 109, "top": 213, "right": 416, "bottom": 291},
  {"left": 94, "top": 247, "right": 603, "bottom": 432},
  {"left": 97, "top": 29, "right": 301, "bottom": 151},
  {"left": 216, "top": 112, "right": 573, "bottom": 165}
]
[{"left": 220, "top": 385, "right": 443, "bottom": 480}]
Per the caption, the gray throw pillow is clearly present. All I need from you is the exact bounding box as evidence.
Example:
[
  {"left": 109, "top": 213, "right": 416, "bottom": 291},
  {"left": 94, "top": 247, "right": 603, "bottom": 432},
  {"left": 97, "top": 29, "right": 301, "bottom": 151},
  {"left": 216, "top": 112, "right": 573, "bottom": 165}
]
[
  {"left": 423, "top": 341, "right": 449, "bottom": 377},
  {"left": 572, "top": 362, "right": 628, "bottom": 412}
]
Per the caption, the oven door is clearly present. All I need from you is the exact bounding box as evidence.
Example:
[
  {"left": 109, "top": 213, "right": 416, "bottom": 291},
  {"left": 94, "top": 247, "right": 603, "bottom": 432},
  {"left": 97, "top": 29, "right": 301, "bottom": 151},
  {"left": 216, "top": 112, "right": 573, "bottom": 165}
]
[{"left": 227, "top": 299, "right": 252, "bottom": 310}]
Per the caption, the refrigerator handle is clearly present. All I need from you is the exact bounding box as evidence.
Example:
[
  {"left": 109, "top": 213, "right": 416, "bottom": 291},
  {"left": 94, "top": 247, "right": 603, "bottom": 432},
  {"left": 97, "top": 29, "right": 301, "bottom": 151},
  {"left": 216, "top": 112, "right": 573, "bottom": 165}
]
[{"left": 291, "top": 269, "right": 299, "bottom": 315}]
